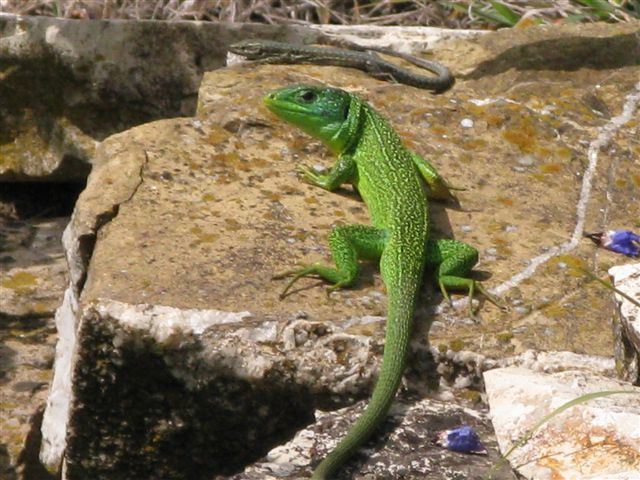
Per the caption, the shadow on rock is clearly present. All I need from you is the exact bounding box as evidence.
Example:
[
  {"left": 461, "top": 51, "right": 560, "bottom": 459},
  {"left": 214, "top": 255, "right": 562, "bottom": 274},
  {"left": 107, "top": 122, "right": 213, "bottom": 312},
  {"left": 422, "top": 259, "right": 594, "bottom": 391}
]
[{"left": 463, "top": 32, "right": 640, "bottom": 80}]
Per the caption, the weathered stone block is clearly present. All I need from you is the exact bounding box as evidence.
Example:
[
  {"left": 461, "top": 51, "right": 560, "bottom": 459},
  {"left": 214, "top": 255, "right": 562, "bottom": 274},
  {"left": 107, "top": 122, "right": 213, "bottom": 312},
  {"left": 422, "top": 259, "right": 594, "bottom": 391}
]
[{"left": 485, "top": 367, "right": 640, "bottom": 480}]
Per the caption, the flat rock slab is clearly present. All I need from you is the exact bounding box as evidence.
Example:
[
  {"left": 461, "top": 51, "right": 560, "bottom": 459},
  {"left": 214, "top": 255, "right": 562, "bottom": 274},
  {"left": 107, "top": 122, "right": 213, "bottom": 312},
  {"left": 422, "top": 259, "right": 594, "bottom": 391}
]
[
  {"left": 484, "top": 367, "right": 640, "bottom": 480},
  {"left": 89, "top": 21, "right": 639, "bottom": 356},
  {"left": 42, "top": 22, "right": 640, "bottom": 479}
]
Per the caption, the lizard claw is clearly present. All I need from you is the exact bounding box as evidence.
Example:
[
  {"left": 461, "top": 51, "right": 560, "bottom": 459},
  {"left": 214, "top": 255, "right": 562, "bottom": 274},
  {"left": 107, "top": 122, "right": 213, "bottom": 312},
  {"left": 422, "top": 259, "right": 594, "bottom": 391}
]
[
  {"left": 273, "top": 264, "right": 319, "bottom": 299},
  {"left": 474, "top": 282, "right": 507, "bottom": 312},
  {"left": 438, "top": 280, "right": 453, "bottom": 306},
  {"left": 297, "top": 165, "right": 321, "bottom": 183},
  {"left": 325, "top": 280, "right": 349, "bottom": 298}
]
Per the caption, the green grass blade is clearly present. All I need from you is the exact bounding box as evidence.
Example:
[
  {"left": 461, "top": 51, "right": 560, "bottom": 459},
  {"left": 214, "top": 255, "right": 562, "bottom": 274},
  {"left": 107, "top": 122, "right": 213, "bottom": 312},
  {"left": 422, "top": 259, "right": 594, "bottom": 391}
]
[
  {"left": 438, "top": 1, "right": 469, "bottom": 16},
  {"left": 439, "top": 1, "right": 469, "bottom": 14},
  {"left": 488, "top": 1, "right": 521, "bottom": 25},
  {"left": 563, "top": 13, "right": 592, "bottom": 22},
  {"left": 470, "top": 4, "right": 515, "bottom": 27},
  {"left": 578, "top": 267, "right": 640, "bottom": 308},
  {"left": 574, "top": 0, "right": 616, "bottom": 18}
]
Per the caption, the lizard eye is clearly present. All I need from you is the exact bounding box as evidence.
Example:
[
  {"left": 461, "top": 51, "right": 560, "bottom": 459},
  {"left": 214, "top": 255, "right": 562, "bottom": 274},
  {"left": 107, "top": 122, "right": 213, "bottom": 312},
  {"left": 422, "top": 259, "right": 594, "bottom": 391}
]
[{"left": 299, "top": 90, "right": 317, "bottom": 103}]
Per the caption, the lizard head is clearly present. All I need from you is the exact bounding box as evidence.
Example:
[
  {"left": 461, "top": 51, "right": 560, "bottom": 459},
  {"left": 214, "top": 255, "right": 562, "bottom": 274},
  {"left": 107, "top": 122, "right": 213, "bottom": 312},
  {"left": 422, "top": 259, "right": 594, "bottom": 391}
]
[{"left": 263, "top": 85, "right": 353, "bottom": 153}]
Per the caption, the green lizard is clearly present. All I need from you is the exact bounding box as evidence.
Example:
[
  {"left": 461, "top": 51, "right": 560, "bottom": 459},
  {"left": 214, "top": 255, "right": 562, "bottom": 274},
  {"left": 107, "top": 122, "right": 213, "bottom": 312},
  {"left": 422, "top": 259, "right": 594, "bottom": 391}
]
[{"left": 265, "top": 85, "right": 501, "bottom": 479}]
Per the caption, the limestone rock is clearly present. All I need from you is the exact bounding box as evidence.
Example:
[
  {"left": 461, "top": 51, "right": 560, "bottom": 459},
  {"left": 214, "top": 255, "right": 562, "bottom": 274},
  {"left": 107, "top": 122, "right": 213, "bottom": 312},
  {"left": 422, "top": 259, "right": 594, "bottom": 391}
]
[
  {"left": 498, "top": 350, "right": 615, "bottom": 376},
  {"left": 0, "top": 16, "right": 323, "bottom": 181},
  {"left": 484, "top": 367, "right": 640, "bottom": 480},
  {"left": 308, "top": 24, "right": 487, "bottom": 53},
  {"left": 610, "top": 263, "right": 640, "bottom": 384}
]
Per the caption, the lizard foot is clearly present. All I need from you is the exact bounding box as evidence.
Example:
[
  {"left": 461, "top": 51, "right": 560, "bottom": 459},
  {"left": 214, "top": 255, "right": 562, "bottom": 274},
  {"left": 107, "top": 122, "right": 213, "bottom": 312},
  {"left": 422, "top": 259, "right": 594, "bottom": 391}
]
[
  {"left": 473, "top": 281, "right": 508, "bottom": 311},
  {"left": 467, "top": 281, "right": 509, "bottom": 321},
  {"left": 298, "top": 165, "right": 326, "bottom": 186},
  {"left": 439, "top": 278, "right": 507, "bottom": 320},
  {"left": 274, "top": 263, "right": 352, "bottom": 299},
  {"left": 272, "top": 264, "right": 320, "bottom": 299}
]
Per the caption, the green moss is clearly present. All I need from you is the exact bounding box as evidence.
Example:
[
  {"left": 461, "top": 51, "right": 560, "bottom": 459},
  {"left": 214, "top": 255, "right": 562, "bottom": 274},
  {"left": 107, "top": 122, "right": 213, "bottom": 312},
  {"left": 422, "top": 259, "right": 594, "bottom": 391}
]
[
  {"left": 2, "top": 270, "right": 38, "bottom": 291},
  {"left": 502, "top": 116, "right": 537, "bottom": 153},
  {"left": 542, "top": 301, "right": 567, "bottom": 319},
  {"left": 539, "top": 163, "right": 562, "bottom": 174},
  {"left": 550, "top": 254, "right": 588, "bottom": 277},
  {"left": 449, "top": 338, "right": 465, "bottom": 352},
  {"left": 206, "top": 126, "right": 231, "bottom": 145},
  {"left": 495, "top": 331, "right": 514, "bottom": 342},
  {"left": 460, "top": 389, "right": 482, "bottom": 403},
  {"left": 189, "top": 226, "right": 218, "bottom": 245}
]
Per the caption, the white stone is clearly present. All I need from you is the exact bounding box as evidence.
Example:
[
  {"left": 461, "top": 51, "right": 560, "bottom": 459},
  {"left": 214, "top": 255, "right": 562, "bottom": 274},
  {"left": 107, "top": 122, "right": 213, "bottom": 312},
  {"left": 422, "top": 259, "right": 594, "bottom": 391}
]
[
  {"left": 96, "top": 300, "right": 251, "bottom": 343},
  {"left": 460, "top": 118, "right": 474, "bottom": 128},
  {"left": 40, "top": 287, "right": 77, "bottom": 469},
  {"left": 500, "top": 350, "right": 615, "bottom": 376},
  {"left": 484, "top": 367, "right": 640, "bottom": 480},
  {"left": 610, "top": 263, "right": 640, "bottom": 349},
  {"left": 310, "top": 24, "right": 488, "bottom": 52}
]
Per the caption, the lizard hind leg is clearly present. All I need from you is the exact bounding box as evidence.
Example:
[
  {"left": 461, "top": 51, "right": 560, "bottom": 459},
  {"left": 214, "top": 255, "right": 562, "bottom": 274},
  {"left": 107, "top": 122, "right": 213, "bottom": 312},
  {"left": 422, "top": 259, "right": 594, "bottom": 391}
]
[
  {"left": 273, "top": 224, "right": 387, "bottom": 299},
  {"left": 428, "top": 239, "right": 503, "bottom": 318}
]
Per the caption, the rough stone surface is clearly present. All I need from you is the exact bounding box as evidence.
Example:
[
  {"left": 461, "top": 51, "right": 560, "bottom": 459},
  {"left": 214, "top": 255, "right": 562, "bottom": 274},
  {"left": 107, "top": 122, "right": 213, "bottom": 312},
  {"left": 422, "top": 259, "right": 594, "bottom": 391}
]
[
  {"left": 1, "top": 218, "right": 68, "bottom": 317},
  {"left": 38, "top": 21, "right": 640, "bottom": 479},
  {"left": 232, "top": 392, "right": 517, "bottom": 479},
  {"left": 610, "top": 263, "right": 640, "bottom": 384},
  {"left": 498, "top": 349, "right": 616, "bottom": 376},
  {"left": 484, "top": 367, "right": 640, "bottom": 480},
  {"left": 0, "top": 216, "right": 66, "bottom": 479},
  {"left": 307, "top": 24, "right": 487, "bottom": 53},
  {"left": 0, "top": 16, "right": 325, "bottom": 181},
  {"left": 0, "top": 16, "right": 484, "bottom": 183}
]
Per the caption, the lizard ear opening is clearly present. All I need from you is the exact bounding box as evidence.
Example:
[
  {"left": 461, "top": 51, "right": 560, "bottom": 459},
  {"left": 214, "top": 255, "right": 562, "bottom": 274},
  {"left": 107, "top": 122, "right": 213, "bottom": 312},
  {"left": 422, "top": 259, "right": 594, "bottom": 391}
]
[{"left": 342, "top": 102, "right": 350, "bottom": 120}]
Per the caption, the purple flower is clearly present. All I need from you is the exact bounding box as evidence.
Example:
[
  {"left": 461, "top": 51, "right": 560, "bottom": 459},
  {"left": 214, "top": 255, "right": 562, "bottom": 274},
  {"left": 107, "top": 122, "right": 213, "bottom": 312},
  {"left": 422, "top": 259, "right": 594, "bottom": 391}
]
[
  {"left": 585, "top": 230, "right": 640, "bottom": 257},
  {"left": 435, "top": 425, "right": 487, "bottom": 455}
]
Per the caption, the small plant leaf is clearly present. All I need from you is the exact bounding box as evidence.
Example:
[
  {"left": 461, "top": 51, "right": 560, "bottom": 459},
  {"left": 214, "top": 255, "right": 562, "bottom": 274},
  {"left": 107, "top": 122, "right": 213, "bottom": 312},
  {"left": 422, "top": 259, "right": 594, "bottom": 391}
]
[
  {"left": 574, "top": 0, "right": 616, "bottom": 18},
  {"left": 470, "top": 4, "right": 514, "bottom": 26},
  {"left": 489, "top": 1, "right": 521, "bottom": 25},
  {"left": 563, "top": 13, "right": 592, "bottom": 22}
]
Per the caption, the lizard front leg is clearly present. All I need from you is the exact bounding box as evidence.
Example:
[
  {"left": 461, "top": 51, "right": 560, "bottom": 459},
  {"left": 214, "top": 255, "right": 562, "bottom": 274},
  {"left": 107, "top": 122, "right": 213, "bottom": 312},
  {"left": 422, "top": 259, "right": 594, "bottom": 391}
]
[
  {"left": 274, "top": 224, "right": 387, "bottom": 298},
  {"left": 409, "top": 151, "right": 464, "bottom": 201},
  {"left": 299, "top": 153, "right": 356, "bottom": 191}
]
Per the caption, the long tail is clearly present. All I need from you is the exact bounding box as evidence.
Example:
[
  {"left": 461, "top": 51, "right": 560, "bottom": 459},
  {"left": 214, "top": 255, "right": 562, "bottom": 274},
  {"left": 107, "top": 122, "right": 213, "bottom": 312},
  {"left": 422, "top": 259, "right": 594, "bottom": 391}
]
[{"left": 311, "top": 271, "right": 420, "bottom": 479}]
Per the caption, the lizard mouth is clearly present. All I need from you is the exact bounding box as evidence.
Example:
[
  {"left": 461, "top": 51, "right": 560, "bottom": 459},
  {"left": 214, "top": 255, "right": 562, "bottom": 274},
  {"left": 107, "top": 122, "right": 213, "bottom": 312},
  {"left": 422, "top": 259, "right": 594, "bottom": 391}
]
[
  {"left": 262, "top": 95, "right": 323, "bottom": 129},
  {"left": 263, "top": 94, "right": 310, "bottom": 115}
]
